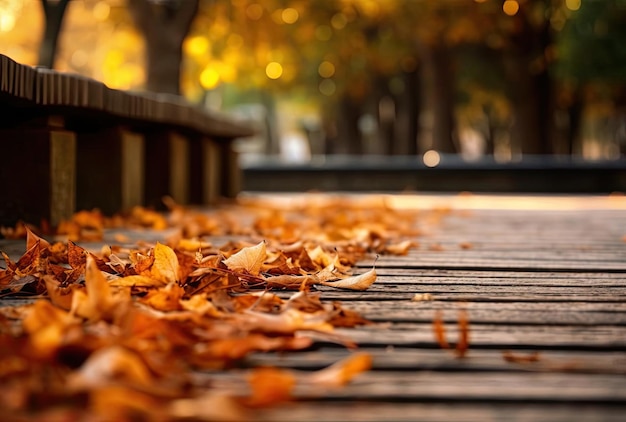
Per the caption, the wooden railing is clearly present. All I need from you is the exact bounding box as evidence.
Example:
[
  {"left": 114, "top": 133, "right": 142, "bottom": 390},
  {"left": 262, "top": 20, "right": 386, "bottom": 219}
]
[{"left": 0, "top": 54, "right": 255, "bottom": 227}]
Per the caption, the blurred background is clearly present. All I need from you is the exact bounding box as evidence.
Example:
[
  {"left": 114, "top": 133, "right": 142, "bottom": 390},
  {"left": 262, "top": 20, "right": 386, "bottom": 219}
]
[{"left": 1, "top": 0, "right": 626, "bottom": 167}]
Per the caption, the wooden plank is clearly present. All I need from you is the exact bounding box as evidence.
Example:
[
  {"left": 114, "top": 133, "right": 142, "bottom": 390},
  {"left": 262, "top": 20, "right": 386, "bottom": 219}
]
[
  {"left": 343, "top": 301, "right": 626, "bottom": 325},
  {"left": 255, "top": 402, "right": 626, "bottom": 422},
  {"left": 333, "top": 324, "right": 626, "bottom": 349},
  {"left": 204, "top": 370, "right": 626, "bottom": 402},
  {"left": 244, "top": 348, "right": 626, "bottom": 374}
]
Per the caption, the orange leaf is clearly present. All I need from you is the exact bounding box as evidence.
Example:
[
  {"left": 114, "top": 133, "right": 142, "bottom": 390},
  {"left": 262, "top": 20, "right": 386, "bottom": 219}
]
[
  {"left": 433, "top": 310, "right": 450, "bottom": 350},
  {"left": 245, "top": 367, "right": 295, "bottom": 407},
  {"left": 455, "top": 309, "right": 470, "bottom": 358},
  {"left": 309, "top": 352, "right": 372, "bottom": 387},
  {"left": 71, "top": 256, "right": 129, "bottom": 322},
  {"left": 223, "top": 241, "right": 266, "bottom": 275},
  {"left": 140, "top": 282, "right": 185, "bottom": 311}
]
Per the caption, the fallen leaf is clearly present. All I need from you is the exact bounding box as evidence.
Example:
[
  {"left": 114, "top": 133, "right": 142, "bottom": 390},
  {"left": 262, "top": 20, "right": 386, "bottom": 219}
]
[
  {"left": 223, "top": 241, "right": 266, "bottom": 275},
  {"left": 68, "top": 345, "right": 154, "bottom": 390},
  {"left": 140, "top": 282, "right": 185, "bottom": 311},
  {"left": 309, "top": 352, "right": 372, "bottom": 387},
  {"left": 433, "top": 310, "right": 450, "bottom": 350},
  {"left": 71, "top": 256, "right": 129, "bottom": 322},
  {"left": 151, "top": 242, "right": 180, "bottom": 284},
  {"left": 245, "top": 367, "right": 295, "bottom": 408},
  {"left": 318, "top": 267, "right": 377, "bottom": 291},
  {"left": 503, "top": 350, "right": 541, "bottom": 363},
  {"left": 455, "top": 309, "right": 470, "bottom": 358},
  {"left": 109, "top": 274, "right": 165, "bottom": 288}
]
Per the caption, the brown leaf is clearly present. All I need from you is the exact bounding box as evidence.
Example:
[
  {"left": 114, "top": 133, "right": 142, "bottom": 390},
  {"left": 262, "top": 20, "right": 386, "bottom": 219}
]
[
  {"left": 68, "top": 345, "right": 154, "bottom": 390},
  {"left": 71, "top": 256, "right": 129, "bottom": 322},
  {"left": 455, "top": 309, "right": 470, "bottom": 358},
  {"left": 318, "top": 267, "right": 377, "bottom": 291},
  {"left": 433, "top": 310, "right": 450, "bottom": 350},
  {"left": 238, "top": 308, "right": 334, "bottom": 334},
  {"left": 245, "top": 367, "right": 295, "bottom": 408},
  {"left": 109, "top": 275, "right": 165, "bottom": 288},
  {"left": 43, "top": 275, "right": 75, "bottom": 310},
  {"left": 223, "top": 241, "right": 266, "bottom": 275},
  {"left": 22, "top": 299, "right": 76, "bottom": 358},
  {"left": 139, "top": 282, "right": 185, "bottom": 311},
  {"left": 503, "top": 350, "right": 541, "bottom": 364}
]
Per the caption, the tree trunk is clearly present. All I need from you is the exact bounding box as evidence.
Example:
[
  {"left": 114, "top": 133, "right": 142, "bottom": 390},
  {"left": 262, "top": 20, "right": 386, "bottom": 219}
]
[
  {"left": 128, "top": 0, "right": 199, "bottom": 95},
  {"left": 336, "top": 95, "right": 362, "bottom": 155},
  {"left": 422, "top": 42, "right": 457, "bottom": 153},
  {"left": 38, "top": 0, "right": 70, "bottom": 69},
  {"left": 503, "top": 1, "right": 554, "bottom": 155}
]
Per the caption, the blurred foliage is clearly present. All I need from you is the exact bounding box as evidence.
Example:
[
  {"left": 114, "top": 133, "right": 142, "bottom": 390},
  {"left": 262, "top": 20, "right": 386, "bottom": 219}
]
[{"left": 1, "top": 0, "right": 626, "bottom": 157}]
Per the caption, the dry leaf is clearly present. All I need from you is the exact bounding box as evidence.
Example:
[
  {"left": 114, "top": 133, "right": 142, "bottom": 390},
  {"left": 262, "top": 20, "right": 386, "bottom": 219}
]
[
  {"left": 411, "top": 293, "right": 433, "bottom": 301},
  {"left": 502, "top": 350, "right": 541, "bottom": 363},
  {"left": 169, "top": 393, "right": 246, "bottom": 421},
  {"left": 109, "top": 275, "right": 165, "bottom": 288},
  {"left": 22, "top": 300, "right": 76, "bottom": 358},
  {"left": 68, "top": 345, "right": 154, "bottom": 390},
  {"left": 71, "top": 256, "right": 129, "bottom": 322},
  {"left": 455, "top": 309, "right": 470, "bottom": 358},
  {"left": 318, "top": 267, "right": 377, "bottom": 291},
  {"left": 151, "top": 242, "right": 180, "bottom": 284},
  {"left": 309, "top": 352, "right": 372, "bottom": 387},
  {"left": 140, "top": 282, "right": 185, "bottom": 311},
  {"left": 223, "top": 241, "right": 267, "bottom": 275},
  {"left": 245, "top": 367, "right": 295, "bottom": 408},
  {"left": 239, "top": 308, "right": 334, "bottom": 334},
  {"left": 433, "top": 310, "right": 450, "bottom": 350}
]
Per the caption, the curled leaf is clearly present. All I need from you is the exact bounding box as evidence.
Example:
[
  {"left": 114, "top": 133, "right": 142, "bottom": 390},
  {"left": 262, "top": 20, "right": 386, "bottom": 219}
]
[{"left": 318, "top": 267, "right": 377, "bottom": 291}]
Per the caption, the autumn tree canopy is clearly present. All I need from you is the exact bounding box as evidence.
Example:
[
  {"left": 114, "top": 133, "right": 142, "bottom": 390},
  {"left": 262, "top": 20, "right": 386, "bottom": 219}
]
[{"left": 1, "top": 0, "right": 625, "bottom": 158}]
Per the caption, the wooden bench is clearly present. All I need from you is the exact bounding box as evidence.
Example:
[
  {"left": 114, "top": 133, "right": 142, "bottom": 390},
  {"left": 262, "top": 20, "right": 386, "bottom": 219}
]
[{"left": 0, "top": 53, "right": 255, "bottom": 226}]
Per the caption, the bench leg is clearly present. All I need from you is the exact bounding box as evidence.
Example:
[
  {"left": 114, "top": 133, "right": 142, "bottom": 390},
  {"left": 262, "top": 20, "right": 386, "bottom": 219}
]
[
  {"left": 202, "top": 137, "right": 221, "bottom": 204},
  {"left": 76, "top": 127, "right": 144, "bottom": 214},
  {"left": 144, "top": 131, "right": 189, "bottom": 208},
  {"left": 50, "top": 129, "right": 77, "bottom": 226},
  {"left": 0, "top": 121, "right": 76, "bottom": 227},
  {"left": 222, "top": 141, "right": 241, "bottom": 199}
]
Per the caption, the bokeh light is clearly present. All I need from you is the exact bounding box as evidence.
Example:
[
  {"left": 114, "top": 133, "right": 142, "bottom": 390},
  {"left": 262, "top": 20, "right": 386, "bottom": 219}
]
[
  {"left": 423, "top": 150, "right": 441, "bottom": 167},
  {"left": 318, "top": 60, "right": 335, "bottom": 78},
  {"left": 503, "top": 0, "right": 520, "bottom": 16},
  {"left": 265, "top": 61, "right": 283, "bottom": 79}
]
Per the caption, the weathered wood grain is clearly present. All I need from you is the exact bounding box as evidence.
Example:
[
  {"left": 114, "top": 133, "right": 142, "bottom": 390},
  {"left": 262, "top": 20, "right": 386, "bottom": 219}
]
[{"left": 2, "top": 196, "right": 626, "bottom": 421}]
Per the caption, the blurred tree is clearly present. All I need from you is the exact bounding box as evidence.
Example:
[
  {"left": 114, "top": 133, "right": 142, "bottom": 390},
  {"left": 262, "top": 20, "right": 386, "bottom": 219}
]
[
  {"left": 557, "top": 0, "right": 626, "bottom": 155},
  {"left": 128, "top": 0, "right": 199, "bottom": 94},
  {"left": 501, "top": 0, "right": 554, "bottom": 155},
  {"left": 38, "top": 0, "right": 70, "bottom": 68}
]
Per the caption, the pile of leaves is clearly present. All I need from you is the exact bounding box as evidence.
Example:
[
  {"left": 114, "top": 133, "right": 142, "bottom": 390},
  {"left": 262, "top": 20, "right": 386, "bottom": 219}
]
[{"left": 0, "top": 196, "right": 424, "bottom": 421}]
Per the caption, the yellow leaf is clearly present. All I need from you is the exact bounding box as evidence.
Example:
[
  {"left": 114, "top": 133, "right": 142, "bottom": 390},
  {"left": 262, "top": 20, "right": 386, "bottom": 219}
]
[
  {"left": 71, "top": 256, "right": 129, "bottom": 321},
  {"left": 309, "top": 352, "right": 372, "bottom": 387},
  {"left": 223, "top": 241, "right": 266, "bottom": 275},
  {"left": 68, "top": 346, "right": 154, "bottom": 390},
  {"left": 151, "top": 243, "right": 180, "bottom": 284},
  {"left": 140, "top": 282, "right": 185, "bottom": 311},
  {"left": 318, "top": 267, "right": 377, "bottom": 291},
  {"left": 109, "top": 275, "right": 166, "bottom": 287}
]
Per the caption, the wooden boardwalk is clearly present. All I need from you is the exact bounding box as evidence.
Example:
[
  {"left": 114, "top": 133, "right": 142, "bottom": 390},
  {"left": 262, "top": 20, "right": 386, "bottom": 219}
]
[
  {"left": 246, "top": 194, "right": 626, "bottom": 421},
  {"left": 1, "top": 194, "right": 626, "bottom": 421}
]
